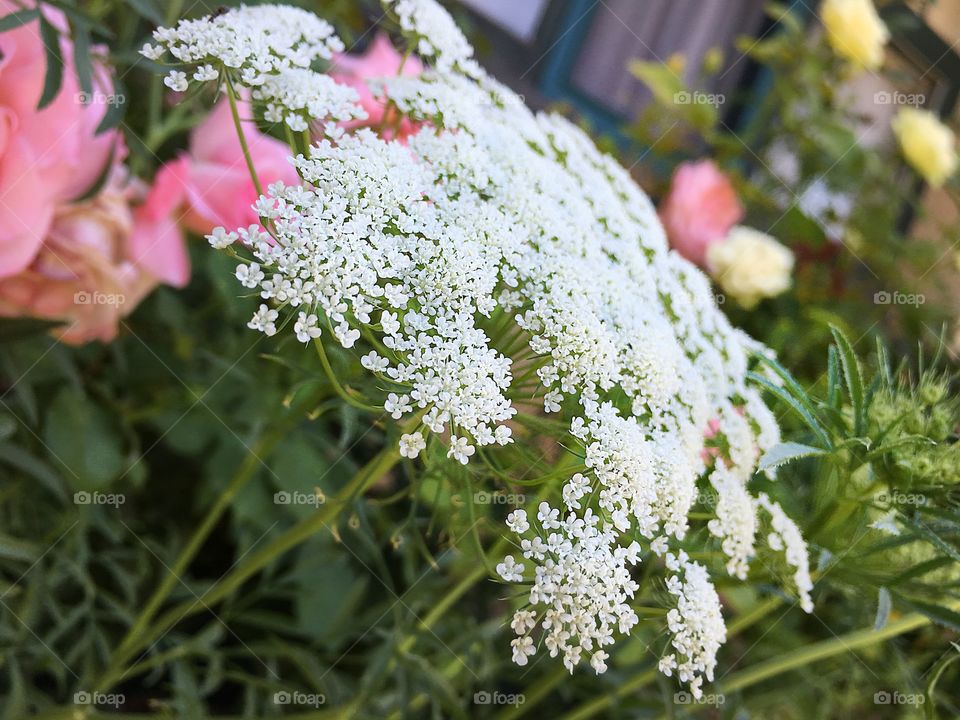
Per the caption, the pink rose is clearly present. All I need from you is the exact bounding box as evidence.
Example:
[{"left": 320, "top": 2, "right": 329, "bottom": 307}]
[
  {"left": 0, "top": 171, "right": 185, "bottom": 343},
  {"left": 0, "top": 1, "right": 117, "bottom": 277},
  {"left": 659, "top": 160, "right": 743, "bottom": 266},
  {"left": 149, "top": 97, "right": 299, "bottom": 236},
  {"left": 330, "top": 32, "right": 423, "bottom": 134}
]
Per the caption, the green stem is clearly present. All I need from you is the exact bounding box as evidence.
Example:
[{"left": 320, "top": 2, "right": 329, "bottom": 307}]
[
  {"left": 313, "top": 338, "right": 380, "bottom": 412},
  {"left": 226, "top": 78, "right": 264, "bottom": 198},
  {"left": 93, "top": 388, "right": 325, "bottom": 694},
  {"left": 94, "top": 445, "right": 401, "bottom": 694},
  {"left": 720, "top": 603, "right": 960, "bottom": 693}
]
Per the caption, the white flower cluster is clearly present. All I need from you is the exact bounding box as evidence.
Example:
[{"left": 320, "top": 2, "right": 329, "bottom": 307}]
[
  {"left": 156, "top": 0, "right": 814, "bottom": 696},
  {"left": 757, "top": 493, "right": 815, "bottom": 613},
  {"left": 386, "top": 0, "right": 477, "bottom": 74},
  {"left": 251, "top": 69, "right": 367, "bottom": 131},
  {"left": 707, "top": 464, "right": 758, "bottom": 580},
  {"left": 498, "top": 505, "right": 641, "bottom": 674},
  {"left": 142, "top": 5, "right": 343, "bottom": 92},
  {"left": 658, "top": 552, "right": 727, "bottom": 699}
]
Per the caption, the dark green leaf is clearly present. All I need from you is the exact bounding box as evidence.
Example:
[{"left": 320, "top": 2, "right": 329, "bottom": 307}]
[
  {"left": 827, "top": 345, "right": 840, "bottom": 409},
  {"left": 37, "top": 17, "right": 64, "bottom": 110},
  {"left": 0, "top": 442, "right": 67, "bottom": 499},
  {"left": 0, "top": 9, "right": 38, "bottom": 32},
  {"left": 754, "top": 353, "right": 824, "bottom": 427},
  {"left": 748, "top": 371, "right": 832, "bottom": 448},
  {"left": 125, "top": 0, "right": 164, "bottom": 25},
  {"left": 759, "top": 442, "right": 827, "bottom": 472},
  {"left": 0, "top": 533, "right": 40, "bottom": 563},
  {"left": 42, "top": 386, "right": 125, "bottom": 491},
  {"left": 899, "top": 516, "right": 960, "bottom": 564},
  {"left": 72, "top": 21, "right": 93, "bottom": 98},
  {"left": 0, "top": 317, "right": 61, "bottom": 342},
  {"left": 95, "top": 75, "right": 126, "bottom": 134},
  {"left": 898, "top": 597, "right": 960, "bottom": 633},
  {"left": 830, "top": 326, "right": 865, "bottom": 435},
  {"left": 41, "top": 2, "right": 114, "bottom": 37},
  {"left": 925, "top": 642, "right": 960, "bottom": 720}
]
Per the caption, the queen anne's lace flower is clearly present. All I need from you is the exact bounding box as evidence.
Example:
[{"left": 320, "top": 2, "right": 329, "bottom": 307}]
[
  {"left": 386, "top": 0, "right": 476, "bottom": 74},
  {"left": 251, "top": 69, "right": 367, "bottom": 131},
  {"left": 161, "top": 0, "right": 816, "bottom": 697},
  {"left": 143, "top": 5, "right": 343, "bottom": 90},
  {"left": 660, "top": 553, "right": 727, "bottom": 699},
  {"left": 757, "top": 494, "right": 815, "bottom": 613},
  {"left": 707, "top": 465, "right": 757, "bottom": 580}
]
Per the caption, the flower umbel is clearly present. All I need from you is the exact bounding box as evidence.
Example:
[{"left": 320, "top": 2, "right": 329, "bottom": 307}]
[{"left": 147, "top": 0, "right": 818, "bottom": 696}]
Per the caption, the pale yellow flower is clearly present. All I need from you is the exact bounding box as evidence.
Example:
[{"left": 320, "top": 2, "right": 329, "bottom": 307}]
[
  {"left": 707, "top": 227, "right": 794, "bottom": 309},
  {"left": 821, "top": 0, "right": 889, "bottom": 71},
  {"left": 892, "top": 107, "right": 959, "bottom": 188}
]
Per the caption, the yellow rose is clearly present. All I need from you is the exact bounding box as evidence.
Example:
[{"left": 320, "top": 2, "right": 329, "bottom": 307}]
[
  {"left": 821, "top": 0, "right": 889, "bottom": 71},
  {"left": 892, "top": 107, "right": 959, "bottom": 188},
  {"left": 707, "top": 227, "right": 794, "bottom": 309}
]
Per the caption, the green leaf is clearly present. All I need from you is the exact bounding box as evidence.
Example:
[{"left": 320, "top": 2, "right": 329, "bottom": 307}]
[
  {"left": 37, "top": 17, "right": 64, "bottom": 110},
  {"left": 42, "top": 2, "right": 114, "bottom": 38},
  {"left": 125, "top": 0, "right": 164, "bottom": 25},
  {"left": 628, "top": 59, "right": 717, "bottom": 133},
  {"left": 827, "top": 345, "right": 840, "bottom": 409},
  {"left": 0, "top": 8, "right": 39, "bottom": 32},
  {"left": 0, "top": 533, "right": 39, "bottom": 563},
  {"left": 830, "top": 326, "right": 866, "bottom": 434},
  {"left": 925, "top": 642, "right": 960, "bottom": 720},
  {"left": 876, "top": 336, "right": 893, "bottom": 387},
  {"left": 758, "top": 442, "right": 827, "bottom": 472},
  {"left": 748, "top": 371, "right": 832, "bottom": 448},
  {"left": 754, "top": 353, "right": 823, "bottom": 425},
  {"left": 95, "top": 75, "right": 126, "bottom": 135},
  {"left": 899, "top": 516, "right": 960, "bottom": 565},
  {"left": 72, "top": 21, "right": 93, "bottom": 98},
  {"left": 898, "top": 597, "right": 960, "bottom": 633},
  {"left": 0, "top": 317, "right": 61, "bottom": 342},
  {"left": 0, "top": 442, "right": 67, "bottom": 499},
  {"left": 42, "top": 386, "right": 125, "bottom": 491},
  {"left": 291, "top": 542, "right": 369, "bottom": 646}
]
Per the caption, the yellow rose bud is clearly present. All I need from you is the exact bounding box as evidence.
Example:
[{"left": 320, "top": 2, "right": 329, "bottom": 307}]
[
  {"left": 821, "top": 0, "right": 889, "bottom": 71},
  {"left": 892, "top": 107, "right": 958, "bottom": 188},
  {"left": 707, "top": 227, "right": 794, "bottom": 309}
]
